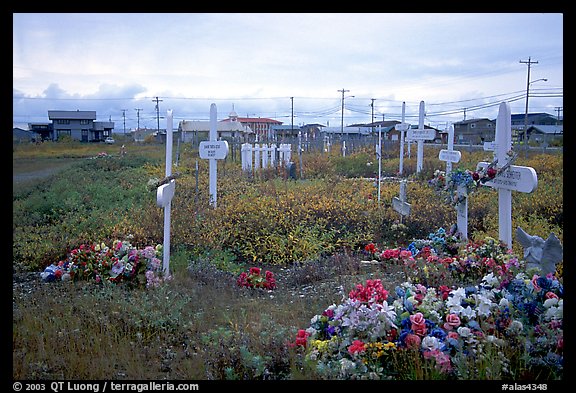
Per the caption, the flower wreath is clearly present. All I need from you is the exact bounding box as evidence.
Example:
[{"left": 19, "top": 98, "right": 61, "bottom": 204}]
[{"left": 429, "top": 150, "right": 518, "bottom": 207}]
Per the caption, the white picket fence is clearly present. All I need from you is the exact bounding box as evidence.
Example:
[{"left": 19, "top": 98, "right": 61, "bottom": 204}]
[{"left": 241, "top": 143, "right": 292, "bottom": 172}]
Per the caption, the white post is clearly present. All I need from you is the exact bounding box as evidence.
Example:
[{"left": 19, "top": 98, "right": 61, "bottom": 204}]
[
  {"left": 209, "top": 104, "right": 218, "bottom": 207},
  {"left": 155, "top": 110, "right": 175, "bottom": 276},
  {"left": 399, "top": 102, "right": 406, "bottom": 175},
  {"left": 262, "top": 144, "right": 269, "bottom": 168},
  {"left": 456, "top": 184, "right": 468, "bottom": 240},
  {"left": 497, "top": 104, "right": 513, "bottom": 248},
  {"left": 254, "top": 144, "right": 261, "bottom": 170},
  {"left": 342, "top": 140, "right": 347, "bottom": 157},
  {"left": 417, "top": 101, "right": 425, "bottom": 173},
  {"left": 377, "top": 125, "right": 382, "bottom": 203}
]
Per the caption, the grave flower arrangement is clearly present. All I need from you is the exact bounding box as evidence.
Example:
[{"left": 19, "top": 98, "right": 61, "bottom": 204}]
[
  {"left": 294, "top": 258, "right": 563, "bottom": 380},
  {"left": 41, "top": 240, "right": 168, "bottom": 288},
  {"left": 429, "top": 150, "right": 518, "bottom": 207},
  {"left": 237, "top": 266, "right": 277, "bottom": 290}
]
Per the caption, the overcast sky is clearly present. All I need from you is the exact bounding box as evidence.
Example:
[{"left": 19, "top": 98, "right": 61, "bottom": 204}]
[{"left": 13, "top": 13, "right": 563, "bottom": 132}]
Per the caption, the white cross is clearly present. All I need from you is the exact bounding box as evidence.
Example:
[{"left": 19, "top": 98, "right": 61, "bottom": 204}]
[
  {"left": 407, "top": 101, "right": 435, "bottom": 173},
  {"left": 438, "top": 125, "right": 466, "bottom": 240},
  {"left": 438, "top": 125, "right": 461, "bottom": 176},
  {"left": 392, "top": 180, "right": 411, "bottom": 222},
  {"left": 476, "top": 102, "right": 538, "bottom": 248},
  {"left": 199, "top": 104, "right": 229, "bottom": 208}
]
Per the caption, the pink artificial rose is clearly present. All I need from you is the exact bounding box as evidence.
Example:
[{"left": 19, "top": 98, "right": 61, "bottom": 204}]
[
  {"left": 443, "top": 314, "right": 461, "bottom": 331},
  {"left": 404, "top": 334, "right": 421, "bottom": 349},
  {"left": 447, "top": 331, "right": 459, "bottom": 341},
  {"left": 545, "top": 291, "right": 559, "bottom": 300},
  {"left": 410, "top": 312, "right": 427, "bottom": 336}
]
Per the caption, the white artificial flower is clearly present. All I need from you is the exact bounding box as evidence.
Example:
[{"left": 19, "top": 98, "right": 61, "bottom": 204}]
[
  {"left": 498, "top": 298, "right": 510, "bottom": 308},
  {"left": 475, "top": 294, "right": 494, "bottom": 317},
  {"left": 507, "top": 320, "right": 524, "bottom": 335},
  {"left": 457, "top": 326, "right": 472, "bottom": 338},
  {"left": 543, "top": 297, "right": 559, "bottom": 308},
  {"left": 460, "top": 305, "right": 476, "bottom": 320},
  {"left": 482, "top": 272, "right": 499, "bottom": 288},
  {"left": 421, "top": 336, "right": 440, "bottom": 351}
]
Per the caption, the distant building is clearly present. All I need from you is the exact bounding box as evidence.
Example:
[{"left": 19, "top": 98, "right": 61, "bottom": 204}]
[
  {"left": 28, "top": 110, "right": 115, "bottom": 142},
  {"left": 320, "top": 126, "right": 373, "bottom": 138},
  {"left": 178, "top": 109, "right": 254, "bottom": 145},
  {"left": 511, "top": 112, "right": 560, "bottom": 142},
  {"left": 453, "top": 118, "right": 496, "bottom": 145},
  {"left": 219, "top": 107, "right": 281, "bottom": 141},
  {"left": 526, "top": 125, "right": 563, "bottom": 145},
  {"left": 133, "top": 128, "right": 157, "bottom": 143},
  {"left": 13, "top": 127, "right": 37, "bottom": 143}
]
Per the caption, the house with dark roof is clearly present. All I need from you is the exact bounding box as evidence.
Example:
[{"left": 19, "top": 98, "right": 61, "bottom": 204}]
[
  {"left": 13, "top": 127, "right": 37, "bottom": 143},
  {"left": 453, "top": 118, "right": 496, "bottom": 145},
  {"left": 510, "top": 112, "right": 560, "bottom": 142},
  {"left": 32, "top": 110, "right": 116, "bottom": 142}
]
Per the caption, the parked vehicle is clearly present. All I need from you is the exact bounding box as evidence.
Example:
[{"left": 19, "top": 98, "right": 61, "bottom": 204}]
[{"left": 104, "top": 137, "right": 115, "bottom": 144}]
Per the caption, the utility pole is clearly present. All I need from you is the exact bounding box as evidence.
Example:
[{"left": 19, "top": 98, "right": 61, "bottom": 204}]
[
  {"left": 153, "top": 97, "right": 163, "bottom": 134},
  {"left": 555, "top": 107, "right": 563, "bottom": 124},
  {"left": 520, "top": 57, "right": 538, "bottom": 154},
  {"left": 121, "top": 109, "right": 127, "bottom": 134},
  {"left": 135, "top": 108, "right": 142, "bottom": 131},
  {"left": 370, "top": 98, "right": 376, "bottom": 129},
  {"left": 463, "top": 108, "right": 467, "bottom": 121},
  {"left": 338, "top": 88, "right": 350, "bottom": 139},
  {"left": 290, "top": 96, "right": 294, "bottom": 139}
]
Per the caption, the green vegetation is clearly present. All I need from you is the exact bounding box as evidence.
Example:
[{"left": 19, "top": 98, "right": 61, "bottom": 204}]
[{"left": 12, "top": 140, "right": 563, "bottom": 380}]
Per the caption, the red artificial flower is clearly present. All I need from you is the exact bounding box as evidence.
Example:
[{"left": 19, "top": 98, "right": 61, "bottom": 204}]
[
  {"left": 404, "top": 333, "right": 421, "bottom": 349},
  {"left": 295, "top": 329, "right": 309, "bottom": 348},
  {"left": 348, "top": 340, "right": 366, "bottom": 355},
  {"left": 487, "top": 167, "right": 497, "bottom": 178}
]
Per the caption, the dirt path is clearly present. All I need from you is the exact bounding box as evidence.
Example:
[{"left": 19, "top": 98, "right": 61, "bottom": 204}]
[{"left": 13, "top": 158, "right": 80, "bottom": 186}]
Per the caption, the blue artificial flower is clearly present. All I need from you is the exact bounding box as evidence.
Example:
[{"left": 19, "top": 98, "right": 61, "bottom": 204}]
[{"left": 430, "top": 327, "right": 447, "bottom": 341}]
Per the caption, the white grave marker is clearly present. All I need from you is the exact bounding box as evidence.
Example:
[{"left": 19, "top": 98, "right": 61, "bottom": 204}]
[
  {"left": 455, "top": 184, "right": 468, "bottom": 241},
  {"left": 392, "top": 180, "right": 411, "bottom": 222},
  {"left": 397, "top": 102, "right": 408, "bottom": 176},
  {"left": 407, "top": 101, "right": 435, "bottom": 173},
  {"left": 476, "top": 102, "right": 538, "bottom": 248},
  {"left": 438, "top": 125, "right": 461, "bottom": 176},
  {"left": 438, "top": 124, "right": 467, "bottom": 239},
  {"left": 483, "top": 141, "right": 496, "bottom": 152},
  {"left": 199, "top": 104, "right": 229, "bottom": 208},
  {"left": 156, "top": 110, "right": 175, "bottom": 275},
  {"left": 241, "top": 143, "right": 253, "bottom": 172}
]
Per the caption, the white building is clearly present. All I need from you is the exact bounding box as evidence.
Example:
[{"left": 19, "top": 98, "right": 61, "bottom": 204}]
[{"left": 179, "top": 108, "right": 254, "bottom": 143}]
